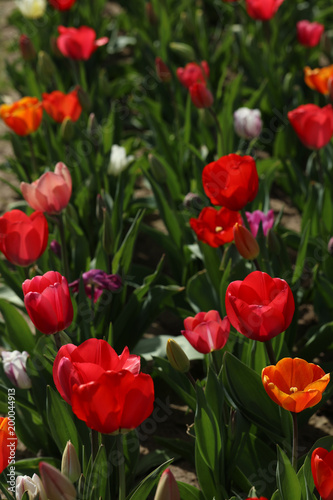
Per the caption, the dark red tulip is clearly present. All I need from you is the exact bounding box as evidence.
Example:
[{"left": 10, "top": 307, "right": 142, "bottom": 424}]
[{"left": 189, "top": 83, "right": 214, "bottom": 108}]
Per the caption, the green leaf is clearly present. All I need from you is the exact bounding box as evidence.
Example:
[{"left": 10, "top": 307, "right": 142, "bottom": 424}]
[
  {"left": 187, "top": 270, "right": 219, "bottom": 313},
  {"left": 112, "top": 209, "right": 145, "bottom": 275},
  {"left": 126, "top": 459, "right": 173, "bottom": 500},
  {"left": 194, "top": 384, "right": 220, "bottom": 472},
  {"left": 292, "top": 221, "right": 310, "bottom": 285},
  {"left": 177, "top": 482, "right": 205, "bottom": 500},
  {"left": 0, "top": 299, "right": 35, "bottom": 353},
  {"left": 84, "top": 445, "right": 108, "bottom": 500},
  {"left": 276, "top": 446, "right": 301, "bottom": 500}
]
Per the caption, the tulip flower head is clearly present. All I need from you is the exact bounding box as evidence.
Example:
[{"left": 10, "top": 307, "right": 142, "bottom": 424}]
[
  {"left": 176, "top": 61, "right": 209, "bottom": 89},
  {"left": 262, "top": 358, "right": 330, "bottom": 412},
  {"left": 69, "top": 269, "right": 122, "bottom": 302},
  {"left": 182, "top": 310, "right": 230, "bottom": 354},
  {"left": 0, "top": 417, "right": 17, "bottom": 474},
  {"left": 21, "top": 162, "right": 72, "bottom": 214},
  {"left": 57, "top": 26, "right": 109, "bottom": 60},
  {"left": 53, "top": 339, "right": 154, "bottom": 434},
  {"left": 0, "top": 210, "right": 48, "bottom": 267},
  {"left": 190, "top": 206, "right": 242, "bottom": 248},
  {"left": 304, "top": 65, "right": 333, "bottom": 95},
  {"left": 1, "top": 350, "right": 32, "bottom": 389},
  {"left": 16, "top": 474, "right": 47, "bottom": 500},
  {"left": 202, "top": 154, "right": 259, "bottom": 211},
  {"left": 189, "top": 83, "right": 214, "bottom": 108},
  {"left": 246, "top": 0, "right": 284, "bottom": 21},
  {"left": 49, "top": 0, "right": 76, "bottom": 10},
  {"left": 42, "top": 89, "right": 82, "bottom": 123},
  {"left": 16, "top": 0, "right": 46, "bottom": 19},
  {"left": 234, "top": 107, "right": 263, "bottom": 140},
  {"left": 19, "top": 35, "right": 36, "bottom": 61},
  {"left": 226, "top": 271, "right": 295, "bottom": 342},
  {"left": 108, "top": 145, "right": 134, "bottom": 176},
  {"left": 23, "top": 271, "right": 73, "bottom": 335},
  {"left": 166, "top": 339, "right": 190, "bottom": 373},
  {"left": 0, "top": 97, "right": 43, "bottom": 136},
  {"left": 311, "top": 447, "right": 333, "bottom": 500},
  {"left": 246, "top": 209, "right": 274, "bottom": 237},
  {"left": 39, "top": 462, "right": 76, "bottom": 500},
  {"left": 297, "top": 20, "right": 324, "bottom": 48},
  {"left": 288, "top": 104, "right": 333, "bottom": 149}
]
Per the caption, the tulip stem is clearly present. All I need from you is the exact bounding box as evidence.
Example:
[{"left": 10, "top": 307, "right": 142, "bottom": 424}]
[
  {"left": 117, "top": 434, "right": 126, "bottom": 500},
  {"left": 316, "top": 149, "right": 324, "bottom": 185},
  {"left": 91, "top": 429, "right": 99, "bottom": 463},
  {"left": 253, "top": 258, "right": 262, "bottom": 272},
  {"left": 291, "top": 411, "right": 298, "bottom": 471},
  {"left": 27, "top": 136, "right": 37, "bottom": 180},
  {"left": 240, "top": 209, "right": 251, "bottom": 232},
  {"left": 186, "top": 371, "right": 197, "bottom": 388},
  {"left": 265, "top": 339, "right": 276, "bottom": 365},
  {"left": 54, "top": 332, "right": 62, "bottom": 351},
  {"left": 207, "top": 107, "right": 224, "bottom": 156},
  {"left": 57, "top": 214, "right": 70, "bottom": 281}
]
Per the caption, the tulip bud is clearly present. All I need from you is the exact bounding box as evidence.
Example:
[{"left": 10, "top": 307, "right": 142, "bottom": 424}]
[
  {"left": 166, "top": 339, "right": 190, "bottom": 373},
  {"left": 50, "top": 240, "right": 62, "bottom": 259},
  {"left": 39, "top": 462, "right": 76, "bottom": 500},
  {"left": 19, "top": 35, "right": 36, "bottom": 61},
  {"left": 60, "top": 117, "right": 75, "bottom": 143},
  {"left": 169, "top": 42, "right": 195, "bottom": 60},
  {"left": 148, "top": 154, "right": 167, "bottom": 182},
  {"left": 96, "top": 193, "right": 105, "bottom": 222},
  {"left": 87, "top": 113, "right": 101, "bottom": 146},
  {"left": 37, "top": 51, "right": 56, "bottom": 83},
  {"left": 154, "top": 468, "right": 180, "bottom": 500},
  {"left": 183, "top": 192, "right": 204, "bottom": 212},
  {"left": 189, "top": 83, "right": 214, "bottom": 109},
  {"left": 61, "top": 441, "right": 81, "bottom": 483},
  {"left": 155, "top": 57, "right": 172, "bottom": 83},
  {"left": 16, "top": 474, "right": 47, "bottom": 500},
  {"left": 1, "top": 350, "right": 32, "bottom": 389},
  {"left": 233, "top": 223, "right": 260, "bottom": 260},
  {"left": 146, "top": 2, "right": 158, "bottom": 25},
  {"left": 103, "top": 207, "right": 113, "bottom": 255},
  {"left": 76, "top": 86, "right": 91, "bottom": 112}
]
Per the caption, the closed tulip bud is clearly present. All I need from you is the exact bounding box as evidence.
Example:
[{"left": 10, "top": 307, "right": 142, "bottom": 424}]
[
  {"left": 233, "top": 223, "right": 260, "bottom": 260},
  {"left": 76, "top": 86, "right": 91, "bottom": 112},
  {"left": 39, "top": 462, "right": 76, "bottom": 500},
  {"left": 189, "top": 83, "right": 214, "bottom": 109},
  {"left": 103, "top": 207, "right": 113, "bottom": 255},
  {"left": 1, "top": 350, "right": 32, "bottom": 389},
  {"left": 148, "top": 154, "right": 167, "bottom": 182},
  {"left": 60, "top": 117, "right": 75, "bottom": 143},
  {"left": 155, "top": 57, "right": 172, "bottom": 83},
  {"left": 154, "top": 468, "right": 180, "bottom": 500},
  {"left": 37, "top": 51, "right": 56, "bottom": 82},
  {"left": 169, "top": 42, "right": 195, "bottom": 61},
  {"left": 19, "top": 35, "right": 36, "bottom": 61},
  {"left": 166, "top": 339, "right": 190, "bottom": 373},
  {"left": 61, "top": 441, "right": 81, "bottom": 483},
  {"left": 328, "top": 237, "right": 333, "bottom": 255},
  {"left": 50, "top": 240, "right": 62, "bottom": 259}
]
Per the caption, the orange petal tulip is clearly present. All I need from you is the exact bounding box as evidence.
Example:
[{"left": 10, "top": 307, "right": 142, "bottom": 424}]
[
  {"left": 262, "top": 358, "right": 330, "bottom": 413},
  {"left": 21, "top": 162, "right": 72, "bottom": 214},
  {"left": 0, "top": 417, "right": 17, "bottom": 474},
  {"left": 304, "top": 65, "right": 333, "bottom": 95},
  {"left": 0, "top": 97, "right": 43, "bottom": 136},
  {"left": 42, "top": 89, "right": 82, "bottom": 123}
]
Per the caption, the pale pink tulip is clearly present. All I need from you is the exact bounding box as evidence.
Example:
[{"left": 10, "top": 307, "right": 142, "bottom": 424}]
[{"left": 21, "top": 162, "right": 72, "bottom": 214}]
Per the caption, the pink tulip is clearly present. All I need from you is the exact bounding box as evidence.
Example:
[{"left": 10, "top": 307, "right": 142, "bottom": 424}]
[
  {"left": 20, "top": 162, "right": 72, "bottom": 214},
  {"left": 245, "top": 209, "right": 274, "bottom": 237},
  {"left": 182, "top": 310, "right": 230, "bottom": 354}
]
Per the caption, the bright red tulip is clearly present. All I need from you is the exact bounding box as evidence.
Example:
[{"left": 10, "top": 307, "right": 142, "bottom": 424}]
[
  {"left": 57, "top": 26, "right": 109, "bottom": 60},
  {"left": 262, "top": 358, "right": 330, "bottom": 412},
  {"left": 23, "top": 271, "right": 73, "bottom": 335},
  {"left": 0, "top": 417, "right": 17, "bottom": 474},
  {"left": 0, "top": 210, "right": 48, "bottom": 267},
  {"left": 190, "top": 206, "right": 242, "bottom": 248},
  {"left": 53, "top": 339, "right": 154, "bottom": 434},
  {"left": 189, "top": 83, "right": 214, "bottom": 108},
  {"left": 225, "top": 271, "right": 295, "bottom": 342},
  {"left": 182, "top": 310, "right": 230, "bottom": 354},
  {"left": 311, "top": 447, "right": 333, "bottom": 500},
  {"left": 288, "top": 104, "right": 333, "bottom": 149},
  {"left": 297, "top": 20, "right": 324, "bottom": 48},
  {"left": 176, "top": 61, "right": 209, "bottom": 89},
  {"left": 246, "top": 0, "right": 284, "bottom": 21},
  {"left": 42, "top": 89, "right": 82, "bottom": 123},
  {"left": 21, "top": 162, "right": 72, "bottom": 214},
  {"left": 49, "top": 0, "right": 76, "bottom": 10},
  {"left": 202, "top": 154, "right": 259, "bottom": 211}
]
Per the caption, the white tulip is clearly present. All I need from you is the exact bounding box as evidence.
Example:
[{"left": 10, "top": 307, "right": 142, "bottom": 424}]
[
  {"left": 16, "top": 474, "right": 47, "bottom": 500},
  {"left": 234, "top": 107, "right": 263, "bottom": 140},
  {"left": 16, "top": 0, "right": 46, "bottom": 19},
  {"left": 1, "top": 350, "right": 32, "bottom": 389},
  {"left": 108, "top": 145, "right": 134, "bottom": 176}
]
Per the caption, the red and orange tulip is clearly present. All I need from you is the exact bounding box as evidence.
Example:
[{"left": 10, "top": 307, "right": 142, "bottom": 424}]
[
  {"left": 262, "top": 358, "right": 330, "bottom": 413},
  {"left": 0, "top": 97, "right": 43, "bottom": 136},
  {"left": 0, "top": 417, "right": 17, "bottom": 474},
  {"left": 304, "top": 65, "right": 333, "bottom": 95}
]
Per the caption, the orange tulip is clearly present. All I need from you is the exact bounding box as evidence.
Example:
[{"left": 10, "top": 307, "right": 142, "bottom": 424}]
[
  {"left": 0, "top": 97, "right": 43, "bottom": 136},
  {"left": 304, "top": 65, "right": 333, "bottom": 95},
  {"left": 262, "top": 358, "right": 330, "bottom": 413},
  {"left": 0, "top": 417, "right": 17, "bottom": 474},
  {"left": 42, "top": 89, "right": 82, "bottom": 123}
]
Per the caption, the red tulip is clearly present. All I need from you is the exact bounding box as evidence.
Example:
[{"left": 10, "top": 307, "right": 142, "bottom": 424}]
[
  {"left": 53, "top": 339, "right": 154, "bottom": 434},
  {"left": 297, "top": 20, "right": 324, "bottom": 48},
  {"left": 225, "top": 271, "right": 295, "bottom": 342},
  {"left": 189, "top": 83, "right": 214, "bottom": 108},
  {"left": 0, "top": 210, "right": 48, "bottom": 267},
  {"left": 57, "top": 26, "right": 109, "bottom": 60},
  {"left": 245, "top": 0, "right": 284, "bottom": 21},
  {"left": 19, "top": 35, "right": 36, "bottom": 61},
  {"left": 202, "top": 154, "right": 259, "bottom": 211},
  {"left": 155, "top": 57, "right": 172, "bottom": 83},
  {"left": 176, "top": 61, "right": 209, "bottom": 89},
  {"left": 42, "top": 89, "right": 82, "bottom": 123},
  {"left": 311, "top": 447, "right": 333, "bottom": 500},
  {"left": 262, "top": 358, "right": 330, "bottom": 412},
  {"left": 49, "top": 0, "right": 76, "bottom": 10},
  {"left": 23, "top": 271, "right": 73, "bottom": 335},
  {"left": 190, "top": 206, "right": 242, "bottom": 248},
  {"left": 182, "top": 310, "right": 230, "bottom": 354},
  {"left": 21, "top": 162, "right": 72, "bottom": 214},
  {"left": 0, "top": 417, "right": 17, "bottom": 475},
  {"left": 288, "top": 104, "right": 333, "bottom": 149}
]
